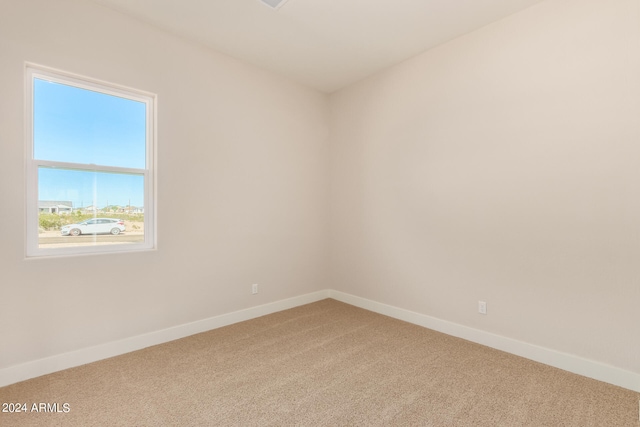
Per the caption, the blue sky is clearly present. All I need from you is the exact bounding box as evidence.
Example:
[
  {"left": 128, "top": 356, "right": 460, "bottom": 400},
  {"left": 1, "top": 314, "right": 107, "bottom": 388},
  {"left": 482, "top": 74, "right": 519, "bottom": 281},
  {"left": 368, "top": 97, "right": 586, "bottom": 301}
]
[{"left": 34, "top": 78, "right": 147, "bottom": 208}]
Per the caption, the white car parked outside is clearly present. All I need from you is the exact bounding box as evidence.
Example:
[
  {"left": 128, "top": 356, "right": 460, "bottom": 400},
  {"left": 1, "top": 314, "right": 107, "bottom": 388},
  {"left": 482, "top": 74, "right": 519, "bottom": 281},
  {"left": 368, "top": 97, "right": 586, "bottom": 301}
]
[{"left": 61, "top": 218, "right": 126, "bottom": 236}]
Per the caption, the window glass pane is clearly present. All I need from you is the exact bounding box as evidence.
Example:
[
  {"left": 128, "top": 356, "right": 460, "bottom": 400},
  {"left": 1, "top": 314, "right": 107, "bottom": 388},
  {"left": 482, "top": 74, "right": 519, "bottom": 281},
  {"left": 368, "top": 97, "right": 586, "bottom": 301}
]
[
  {"left": 33, "top": 78, "right": 146, "bottom": 169},
  {"left": 37, "top": 167, "right": 145, "bottom": 249}
]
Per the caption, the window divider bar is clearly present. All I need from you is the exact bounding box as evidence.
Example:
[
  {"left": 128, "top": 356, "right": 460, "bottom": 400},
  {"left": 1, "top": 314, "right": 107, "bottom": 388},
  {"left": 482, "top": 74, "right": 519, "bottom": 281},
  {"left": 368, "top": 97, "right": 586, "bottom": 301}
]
[{"left": 34, "top": 160, "right": 146, "bottom": 176}]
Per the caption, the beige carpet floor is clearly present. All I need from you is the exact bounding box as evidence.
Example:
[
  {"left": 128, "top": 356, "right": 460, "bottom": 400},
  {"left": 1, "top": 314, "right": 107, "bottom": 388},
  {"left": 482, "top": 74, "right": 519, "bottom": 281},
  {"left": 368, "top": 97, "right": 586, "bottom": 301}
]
[{"left": 0, "top": 299, "right": 638, "bottom": 426}]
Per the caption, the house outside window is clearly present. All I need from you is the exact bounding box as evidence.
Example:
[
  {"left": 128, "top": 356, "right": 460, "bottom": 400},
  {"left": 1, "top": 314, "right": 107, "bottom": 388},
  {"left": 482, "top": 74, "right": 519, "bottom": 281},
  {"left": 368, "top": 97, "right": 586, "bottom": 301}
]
[{"left": 38, "top": 200, "right": 74, "bottom": 214}]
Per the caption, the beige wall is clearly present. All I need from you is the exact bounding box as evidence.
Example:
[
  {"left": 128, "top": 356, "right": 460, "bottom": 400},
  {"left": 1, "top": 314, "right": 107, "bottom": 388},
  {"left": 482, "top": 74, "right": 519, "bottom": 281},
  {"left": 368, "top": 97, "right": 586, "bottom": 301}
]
[
  {"left": 0, "top": 0, "right": 329, "bottom": 369},
  {"left": 329, "top": 0, "right": 640, "bottom": 374}
]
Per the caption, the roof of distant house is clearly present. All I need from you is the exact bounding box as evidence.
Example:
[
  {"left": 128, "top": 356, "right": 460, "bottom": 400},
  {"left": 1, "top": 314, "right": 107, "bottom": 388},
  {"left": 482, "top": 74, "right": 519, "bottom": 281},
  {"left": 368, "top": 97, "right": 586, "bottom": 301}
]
[{"left": 38, "top": 200, "right": 73, "bottom": 208}]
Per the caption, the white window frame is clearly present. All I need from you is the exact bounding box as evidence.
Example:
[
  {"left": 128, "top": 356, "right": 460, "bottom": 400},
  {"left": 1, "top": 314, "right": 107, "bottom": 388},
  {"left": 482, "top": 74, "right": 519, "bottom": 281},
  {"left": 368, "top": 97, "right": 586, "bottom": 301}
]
[{"left": 25, "top": 64, "right": 157, "bottom": 258}]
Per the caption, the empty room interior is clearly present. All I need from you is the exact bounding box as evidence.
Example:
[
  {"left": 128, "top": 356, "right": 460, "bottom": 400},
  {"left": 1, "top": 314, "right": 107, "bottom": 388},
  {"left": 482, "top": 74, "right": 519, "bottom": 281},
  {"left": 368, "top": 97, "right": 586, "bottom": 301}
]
[{"left": 1, "top": 0, "right": 639, "bottom": 425}]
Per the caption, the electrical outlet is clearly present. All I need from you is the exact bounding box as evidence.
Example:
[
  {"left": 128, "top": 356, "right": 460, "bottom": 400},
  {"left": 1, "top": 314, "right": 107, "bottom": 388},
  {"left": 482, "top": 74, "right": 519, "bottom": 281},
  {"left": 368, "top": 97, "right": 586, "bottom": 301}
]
[
  {"left": 252, "top": 284, "right": 258, "bottom": 294},
  {"left": 478, "top": 301, "right": 487, "bottom": 315}
]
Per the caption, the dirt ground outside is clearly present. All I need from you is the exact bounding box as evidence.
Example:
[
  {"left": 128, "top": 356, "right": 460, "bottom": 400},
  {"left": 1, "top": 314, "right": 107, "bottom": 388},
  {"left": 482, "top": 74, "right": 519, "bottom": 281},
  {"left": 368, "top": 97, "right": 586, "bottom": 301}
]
[
  {"left": 38, "top": 220, "right": 145, "bottom": 248},
  {"left": 39, "top": 220, "right": 144, "bottom": 237}
]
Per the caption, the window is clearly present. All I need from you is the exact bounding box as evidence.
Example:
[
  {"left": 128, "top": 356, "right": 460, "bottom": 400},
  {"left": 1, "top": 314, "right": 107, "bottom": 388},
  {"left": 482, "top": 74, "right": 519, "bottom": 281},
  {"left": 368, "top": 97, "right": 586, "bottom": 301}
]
[{"left": 26, "top": 65, "right": 156, "bottom": 257}]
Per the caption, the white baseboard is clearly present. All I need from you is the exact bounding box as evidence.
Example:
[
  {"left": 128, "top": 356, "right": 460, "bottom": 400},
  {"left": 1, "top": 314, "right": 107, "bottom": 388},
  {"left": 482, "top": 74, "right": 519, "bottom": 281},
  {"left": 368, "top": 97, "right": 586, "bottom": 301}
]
[
  {"left": 328, "top": 290, "right": 640, "bottom": 393},
  {"left": 0, "top": 290, "right": 330, "bottom": 388},
  {"left": 2, "top": 288, "right": 638, "bottom": 393}
]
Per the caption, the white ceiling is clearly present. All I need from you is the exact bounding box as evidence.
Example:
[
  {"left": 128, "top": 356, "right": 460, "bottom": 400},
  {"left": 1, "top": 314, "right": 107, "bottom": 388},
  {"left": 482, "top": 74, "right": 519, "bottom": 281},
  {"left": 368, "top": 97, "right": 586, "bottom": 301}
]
[{"left": 89, "top": 0, "right": 546, "bottom": 93}]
